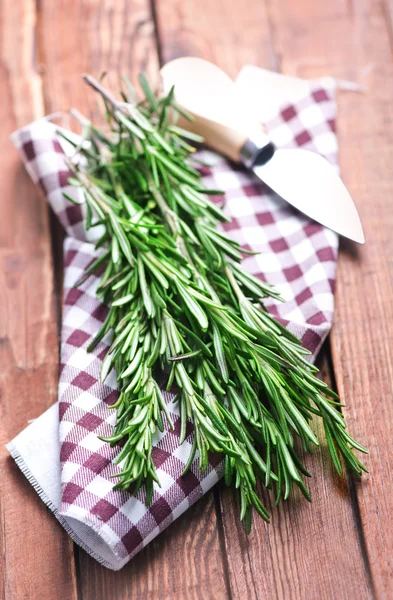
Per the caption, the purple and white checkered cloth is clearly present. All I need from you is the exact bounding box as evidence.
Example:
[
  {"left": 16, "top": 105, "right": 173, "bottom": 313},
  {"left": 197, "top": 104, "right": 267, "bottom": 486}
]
[{"left": 8, "top": 66, "right": 339, "bottom": 570}]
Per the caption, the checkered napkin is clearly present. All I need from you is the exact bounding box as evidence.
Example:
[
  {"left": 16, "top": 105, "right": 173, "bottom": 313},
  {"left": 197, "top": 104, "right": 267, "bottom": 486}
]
[{"left": 7, "top": 67, "right": 339, "bottom": 570}]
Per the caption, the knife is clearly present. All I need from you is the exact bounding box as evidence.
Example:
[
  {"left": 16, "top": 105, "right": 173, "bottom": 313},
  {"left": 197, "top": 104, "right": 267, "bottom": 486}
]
[{"left": 160, "top": 57, "right": 364, "bottom": 244}]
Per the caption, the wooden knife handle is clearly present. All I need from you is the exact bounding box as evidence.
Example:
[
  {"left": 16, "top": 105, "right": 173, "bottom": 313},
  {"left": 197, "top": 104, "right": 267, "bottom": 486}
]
[
  {"left": 175, "top": 109, "right": 274, "bottom": 167},
  {"left": 175, "top": 110, "right": 249, "bottom": 164},
  {"left": 161, "top": 57, "right": 272, "bottom": 166}
]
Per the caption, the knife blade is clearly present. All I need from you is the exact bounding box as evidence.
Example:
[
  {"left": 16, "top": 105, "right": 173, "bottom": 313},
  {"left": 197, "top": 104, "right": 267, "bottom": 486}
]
[
  {"left": 160, "top": 57, "right": 365, "bottom": 244},
  {"left": 253, "top": 148, "right": 364, "bottom": 243}
]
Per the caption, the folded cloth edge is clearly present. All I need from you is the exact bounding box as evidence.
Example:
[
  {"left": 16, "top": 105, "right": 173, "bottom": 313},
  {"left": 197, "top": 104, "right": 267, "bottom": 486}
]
[
  {"left": 7, "top": 394, "right": 222, "bottom": 570},
  {"left": 7, "top": 405, "right": 130, "bottom": 570}
]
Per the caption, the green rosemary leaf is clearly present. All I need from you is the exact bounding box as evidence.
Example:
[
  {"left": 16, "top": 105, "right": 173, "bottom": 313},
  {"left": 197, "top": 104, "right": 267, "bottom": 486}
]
[
  {"left": 121, "top": 75, "right": 137, "bottom": 104},
  {"left": 172, "top": 100, "right": 194, "bottom": 122},
  {"left": 137, "top": 255, "right": 154, "bottom": 317},
  {"left": 138, "top": 73, "right": 159, "bottom": 112},
  {"left": 141, "top": 254, "right": 169, "bottom": 289},
  {"left": 100, "top": 350, "right": 114, "bottom": 383},
  {"left": 63, "top": 191, "right": 81, "bottom": 206},
  {"left": 169, "top": 125, "right": 204, "bottom": 143},
  {"left": 176, "top": 282, "right": 209, "bottom": 331},
  {"left": 115, "top": 110, "right": 146, "bottom": 139},
  {"left": 182, "top": 436, "right": 198, "bottom": 476},
  {"left": 168, "top": 349, "right": 202, "bottom": 361},
  {"left": 109, "top": 212, "right": 135, "bottom": 265},
  {"left": 149, "top": 147, "right": 200, "bottom": 186},
  {"left": 121, "top": 347, "right": 143, "bottom": 379}
]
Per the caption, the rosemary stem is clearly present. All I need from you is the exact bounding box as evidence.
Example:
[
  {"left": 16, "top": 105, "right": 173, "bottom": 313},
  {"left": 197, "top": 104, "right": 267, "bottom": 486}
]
[{"left": 82, "top": 74, "right": 122, "bottom": 109}]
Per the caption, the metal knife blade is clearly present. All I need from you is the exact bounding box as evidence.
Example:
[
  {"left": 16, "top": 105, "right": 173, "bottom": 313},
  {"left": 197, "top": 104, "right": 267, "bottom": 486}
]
[{"left": 253, "top": 148, "right": 365, "bottom": 243}]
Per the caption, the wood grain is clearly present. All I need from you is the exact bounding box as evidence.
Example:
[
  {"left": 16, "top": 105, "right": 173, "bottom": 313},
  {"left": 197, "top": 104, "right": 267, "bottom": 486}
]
[
  {"left": 154, "top": 0, "right": 376, "bottom": 598},
  {"left": 0, "top": 0, "right": 78, "bottom": 598},
  {"left": 154, "top": 0, "right": 276, "bottom": 76},
  {"left": 37, "top": 1, "right": 229, "bottom": 598},
  {"left": 77, "top": 492, "right": 230, "bottom": 600},
  {"left": 264, "top": 1, "right": 393, "bottom": 596},
  {"left": 38, "top": 0, "right": 160, "bottom": 122}
]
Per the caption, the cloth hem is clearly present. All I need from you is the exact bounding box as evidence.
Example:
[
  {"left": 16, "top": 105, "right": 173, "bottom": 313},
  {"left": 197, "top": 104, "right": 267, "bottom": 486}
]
[{"left": 6, "top": 442, "right": 127, "bottom": 571}]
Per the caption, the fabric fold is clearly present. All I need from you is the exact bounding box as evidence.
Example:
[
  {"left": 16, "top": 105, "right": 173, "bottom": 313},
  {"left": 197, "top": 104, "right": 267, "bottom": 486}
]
[{"left": 7, "top": 66, "right": 338, "bottom": 570}]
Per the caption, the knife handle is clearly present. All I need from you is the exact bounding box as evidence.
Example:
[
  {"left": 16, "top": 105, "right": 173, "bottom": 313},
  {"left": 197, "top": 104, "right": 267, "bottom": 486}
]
[
  {"left": 161, "top": 57, "right": 274, "bottom": 167},
  {"left": 175, "top": 110, "right": 274, "bottom": 167},
  {"left": 175, "top": 110, "right": 247, "bottom": 163}
]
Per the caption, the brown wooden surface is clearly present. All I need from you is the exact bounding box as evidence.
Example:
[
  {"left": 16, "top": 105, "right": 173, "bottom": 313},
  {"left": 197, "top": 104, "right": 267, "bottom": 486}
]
[
  {"left": 0, "top": 1, "right": 78, "bottom": 599},
  {"left": 1, "top": 0, "right": 392, "bottom": 598}
]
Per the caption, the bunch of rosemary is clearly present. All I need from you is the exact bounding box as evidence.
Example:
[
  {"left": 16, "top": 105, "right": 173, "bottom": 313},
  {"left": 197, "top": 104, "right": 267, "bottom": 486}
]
[{"left": 64, "top": 74, "right": 367, "bottom": 530}]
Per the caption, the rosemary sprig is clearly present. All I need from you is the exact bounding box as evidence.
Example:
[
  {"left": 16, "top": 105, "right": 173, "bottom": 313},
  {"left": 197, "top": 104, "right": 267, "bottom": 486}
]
[{"left": 66, "top": 74, "right": 367, "bottom": 530}]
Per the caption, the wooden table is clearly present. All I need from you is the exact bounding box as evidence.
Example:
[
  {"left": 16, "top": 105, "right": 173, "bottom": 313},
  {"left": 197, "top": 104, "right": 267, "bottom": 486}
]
[{"left": 1, "top": 0, "right": 392, "bottom": 598}]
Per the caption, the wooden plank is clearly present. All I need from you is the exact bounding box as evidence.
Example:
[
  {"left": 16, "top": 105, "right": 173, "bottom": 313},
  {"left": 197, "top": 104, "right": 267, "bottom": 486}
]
[
  {"left": 263, "top": 0, "right": 393, "bottom": 595},
  {"left": 155, "top": 0, "right": 276, "bottom": 76},
  {"left": 154, "top": 1, "right": 374, "bottom": 598},
  {"left": 266, "top": 1, "right": 393, "bottom": 596},
  {"left": 38, "top": 0, "right": 160, "bottom": 119},
  {"left": 0, "top": 0, "right": 78, "bottom": 598},
  {"left": 74, "top": 492, "right": 230, "bottom": 600},
  {"left": 38, "top": 0, "right": 230, "bottom": 596}
]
